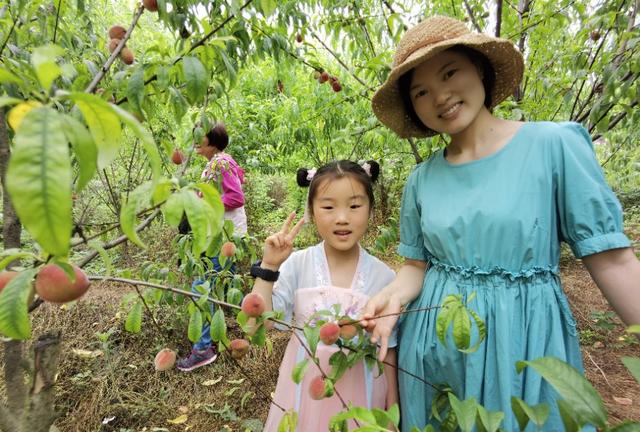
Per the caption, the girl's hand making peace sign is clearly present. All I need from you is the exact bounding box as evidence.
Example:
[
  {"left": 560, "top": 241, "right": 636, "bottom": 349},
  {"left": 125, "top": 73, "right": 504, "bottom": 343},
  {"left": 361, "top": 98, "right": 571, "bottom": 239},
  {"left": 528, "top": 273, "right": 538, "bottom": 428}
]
[{"left": 261, "top": 212, "right": 305, "bottom": 269}]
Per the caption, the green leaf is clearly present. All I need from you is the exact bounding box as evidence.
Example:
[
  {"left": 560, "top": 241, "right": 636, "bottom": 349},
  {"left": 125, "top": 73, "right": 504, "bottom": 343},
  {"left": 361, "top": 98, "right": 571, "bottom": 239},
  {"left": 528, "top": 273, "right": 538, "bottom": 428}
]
[
  {"left": 303, "top": 325, "right": 320, "bottom": 356},
  {"left": 626, "top": 324, "right": 640, "bottom": 334},
  {"left": 259, "top": 0, "right": 276, "bottom": 16},
  {"left": 125, "top": 302, "right": 143, "bottom": 333},
  {"left": 31, "top": 44, "right": 64, "bottom": 91},
  {"left": 0, "top": 250, "right": 37, "bottom": 271},
  {"left": 516, "top": 357, "right": 607, "bottom": 428},
  {"left": 196, "top": 182, "right": 224, "bottom": 237},
  {"left": 182, "top": 189, "right": 208, "bottom": 255},
  {"left": 475, "top": 404, "right": 504, "bottom": 432},
  {"left": 621, "top": 357, "right": 640, "bottom": 384},
  {"left": 448, "top": 394, "right": 477, "bottom": 432},
  {"left": 87, "top": 240, "right": 112, "bottom": 276},
  {"left": 69, "top": 93, "right": 122, "bottom": 169},
  {"left": 60, "top": 114, "right": 97, "bottom": 192},
  {"left": 119, "top": 182, "right": 153, "bottom": 248},
  {"left": 210, "top": 308, "right": 227, "bottom": 342},
  {"left": 557, "top": 399, "right": 580, "bottom": 432},
  {"left": 188, "top": 309, "right": 203, "bottom": 343},
  {"left": 609, "top": 421, "right": 640, "bottom": 431},
  {"left": 291, "top": 359, "right": 309, "bottom": 384},
  {"left": 510, "top": 397, "right": 549, "bottom": 429},
  {"left": 6, "top": 107, "right": 71, "bottom": 257},
  {"left": 110, "top": 104, "right": 161, "bottom": 182},
  {"left": 452, "top": 307, "right": 471, "bottom": 350},
  {"left": 0, "top": 269, "right": 36, "bottom": 340},
  {"left": 126, "top": 66, "right": 145, "bottom": 114},
  {"left": 459, "top": 309, "right": 486, "bottom": 354},
  {"left": 0, "top": 68, "right": 21, "bottom": 85},
  {"left": 328, "top": 351, "right": 349, "bottom": 381},
  {"left": 0, "top": 96, "right": 22, "bottom": 107},
  {"left": 182, "top": 56, "right": 208, "bottom": 105},
  {"left": 162, "top": 192, "right": 184, "bottom": 227}
]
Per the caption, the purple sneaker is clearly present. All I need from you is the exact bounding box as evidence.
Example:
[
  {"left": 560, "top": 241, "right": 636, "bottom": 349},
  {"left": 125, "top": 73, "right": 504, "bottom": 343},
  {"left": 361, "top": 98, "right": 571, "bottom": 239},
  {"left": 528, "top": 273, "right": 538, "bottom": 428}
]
[{"left": 176, "top": 346, "right": 218, "bottom": 372}]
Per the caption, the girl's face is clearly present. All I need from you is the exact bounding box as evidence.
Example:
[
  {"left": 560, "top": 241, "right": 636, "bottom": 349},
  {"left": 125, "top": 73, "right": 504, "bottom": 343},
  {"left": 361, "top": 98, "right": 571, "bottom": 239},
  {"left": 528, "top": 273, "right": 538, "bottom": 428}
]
[
  {"left": 311, "top": 176, "right": 370, "bottom": 255},
  {"left": 409, "top": 49, "right": 486, "bottom": 136}
]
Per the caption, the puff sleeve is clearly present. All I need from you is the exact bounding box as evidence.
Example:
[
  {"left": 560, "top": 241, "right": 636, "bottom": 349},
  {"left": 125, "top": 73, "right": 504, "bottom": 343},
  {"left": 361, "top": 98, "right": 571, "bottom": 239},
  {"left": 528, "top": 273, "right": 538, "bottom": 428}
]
[
  {"left": 554, "top": 122, "right": 631, "bottom": 258},
  {"left": 271, "top": 255, "right": 297, "bottom": 327},
  {"left": 397, "top": 166, "right": 429, "bottom": 261}
]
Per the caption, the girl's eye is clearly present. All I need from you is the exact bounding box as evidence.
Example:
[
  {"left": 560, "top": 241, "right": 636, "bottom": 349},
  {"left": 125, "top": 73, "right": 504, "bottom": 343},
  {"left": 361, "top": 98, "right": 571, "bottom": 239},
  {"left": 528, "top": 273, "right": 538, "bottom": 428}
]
[
  {"left": 321, "top": 206, "right": 333, "bottom": 210},
  {"left": 414, "top": 89, "right": 428, "bottom": 99},
  {"left": 350, "top": 204, "right": 362, "bottom": 209},
  {"left": 444, "top": 69, "right": 457, "bottom": 80}
]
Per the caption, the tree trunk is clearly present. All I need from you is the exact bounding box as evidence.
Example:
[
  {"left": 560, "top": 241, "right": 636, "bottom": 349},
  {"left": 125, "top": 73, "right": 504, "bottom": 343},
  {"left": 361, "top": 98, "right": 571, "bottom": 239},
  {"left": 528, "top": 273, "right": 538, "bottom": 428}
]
[{"left": 0, "top": 109, "right": 21, "bottom": 255}]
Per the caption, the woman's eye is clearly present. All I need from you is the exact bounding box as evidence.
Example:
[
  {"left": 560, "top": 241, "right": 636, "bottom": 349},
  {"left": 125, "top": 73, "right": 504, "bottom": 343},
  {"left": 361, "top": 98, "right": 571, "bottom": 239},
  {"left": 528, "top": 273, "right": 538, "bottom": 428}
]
[{"left": 444, "top": 69, "right": 457, "bottom": 80}]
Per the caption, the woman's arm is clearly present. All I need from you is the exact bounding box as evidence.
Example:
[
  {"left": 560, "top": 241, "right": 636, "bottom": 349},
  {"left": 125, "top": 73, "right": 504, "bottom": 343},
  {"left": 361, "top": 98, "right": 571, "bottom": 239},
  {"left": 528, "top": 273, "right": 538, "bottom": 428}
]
[
  {"left": 362, "top": 259, "right": 428, "bottom": 361},
  {"left": 582, "top": 247, "right": 640, "bottom": 326},
  {"left": 384, "top": 348, "right": 399, "bottom": 409}
]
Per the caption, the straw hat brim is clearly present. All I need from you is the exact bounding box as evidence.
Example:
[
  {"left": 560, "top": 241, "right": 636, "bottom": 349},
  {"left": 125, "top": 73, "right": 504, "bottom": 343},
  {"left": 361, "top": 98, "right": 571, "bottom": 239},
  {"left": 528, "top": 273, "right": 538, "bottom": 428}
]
[{"left": 372, "top": 34, "right": 524, "bottom": 138}]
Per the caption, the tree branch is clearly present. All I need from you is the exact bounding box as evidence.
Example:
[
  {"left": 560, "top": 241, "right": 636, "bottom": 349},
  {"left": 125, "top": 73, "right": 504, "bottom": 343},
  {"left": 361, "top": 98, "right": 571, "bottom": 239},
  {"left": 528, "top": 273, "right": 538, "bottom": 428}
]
[
  {"left": 495, "top": 0, "right": 503, "bottom": 37},
  {"left": 0, "top": 403, "right": 20, "bottom": 432},
  {"left": 462, "top": 0, "right": 482, "bottom": 33},
  {"left": 3, "top": 340, "right": 27, "bottom": 419},
  {"left": 85, "top": 4, "right": 145, "bottom": 93},
  {"left": 310, "top": 31, "right": 372, "bottom": 90}
]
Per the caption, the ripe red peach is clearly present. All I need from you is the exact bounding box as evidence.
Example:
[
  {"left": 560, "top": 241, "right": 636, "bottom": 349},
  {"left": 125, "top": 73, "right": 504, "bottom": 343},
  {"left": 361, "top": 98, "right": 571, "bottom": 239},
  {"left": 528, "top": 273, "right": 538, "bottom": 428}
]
[
  {"left": 241, "top": 292, "right": 266, "bottom": 317},
  {"left": 318, "top": 71, "right": 329, "bottom": 84},
  {"left": 309, "top": 375, "right": 328, "bottom": 400},
  {"left": 319, "top": 322, "right": 340, "bottom": 345},
  {"left": 143, "top": 0, "right": 158, "bottom": 12},
  {"left": 171, "top": 149, "right": 184, "bottom": 165},
  {"left": 120, "top": 47, "right": 134, "bottom": 65},
  {"left": 35, "top": 264, "right": 90, "bottom": 303},
  {"left": 154, "top": 348, "right": 176, "bottom": 371}
]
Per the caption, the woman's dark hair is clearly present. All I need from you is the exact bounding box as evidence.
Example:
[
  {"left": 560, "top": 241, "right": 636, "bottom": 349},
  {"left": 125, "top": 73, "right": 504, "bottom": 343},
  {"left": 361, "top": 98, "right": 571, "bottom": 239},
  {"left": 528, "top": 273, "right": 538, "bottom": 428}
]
[
  {"left": 205, "top": 122, "right": 229, "bottom": 151},
  {"left": 398, "top": 46, "right": 496, "bottom": 130},
  {"left": 296, "top": 160, "right": 380, "bottom": 217}
]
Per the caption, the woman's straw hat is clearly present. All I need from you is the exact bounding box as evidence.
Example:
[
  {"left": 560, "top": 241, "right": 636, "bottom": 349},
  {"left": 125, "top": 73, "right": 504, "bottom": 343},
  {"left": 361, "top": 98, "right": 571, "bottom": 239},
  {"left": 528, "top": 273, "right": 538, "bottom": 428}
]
[{"left": 372, "top": 15, "right": 524, "bottom": 138}]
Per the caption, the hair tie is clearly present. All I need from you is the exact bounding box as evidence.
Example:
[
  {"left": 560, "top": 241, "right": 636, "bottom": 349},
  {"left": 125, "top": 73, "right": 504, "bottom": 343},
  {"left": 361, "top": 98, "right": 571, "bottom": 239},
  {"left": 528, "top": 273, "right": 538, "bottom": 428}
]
[
  {"left": 361, "top": 162, "right": 371, "bottom": 177},
  {"left": 306, "top": 168, "right": 317, "bottom": 181}
]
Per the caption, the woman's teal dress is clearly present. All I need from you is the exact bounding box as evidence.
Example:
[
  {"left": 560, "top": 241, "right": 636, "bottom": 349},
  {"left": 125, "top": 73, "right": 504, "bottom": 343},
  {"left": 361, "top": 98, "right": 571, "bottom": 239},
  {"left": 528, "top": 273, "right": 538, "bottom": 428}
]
[{"left": 397, "top": 122, "right": 630, "bottom": 431}]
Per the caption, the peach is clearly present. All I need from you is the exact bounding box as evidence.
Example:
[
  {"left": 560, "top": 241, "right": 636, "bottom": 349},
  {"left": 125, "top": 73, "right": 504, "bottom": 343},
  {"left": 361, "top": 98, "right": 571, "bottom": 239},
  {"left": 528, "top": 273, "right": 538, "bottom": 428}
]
[
  {"left": 309, "top": 375, "right": 327, "bottom": 400},
  {"left": 0, "top": 271, "right": 18, "bottom": 292},
  {"left": 319, "top": 322, "right": 340, "bottom": 345},
  {"left": 241, "top": 292, "right": 266, "bottom": 318},
  {"left": 318, "top": 71, "right": 329, "bottom": 84},
  {"left": 120, "top": 47, "right": 134, "bottom": 65},
  {"left": 108, "top": 25, "right": 126, "bottom": 40},
  {"left": 229, "top": 338, "right": 250, "bottom": 359},
  {"left": 35, "top": 264, "right": 90, "bottom": 303},
  {"left": 154, "top": 348, "right": 176, "bottom": 371},
  {"left": 108, "top": 38, "right": 121, "bottom": 53},
  {"left": 143, "top": 0, "right": 158, "bottom": 12},
  {"left": 171, "top": 149, "right": 184, "bottom": 165},
  {"left": 331, "top": 81, "right": 342, "bottom": 92},
  {"left": 338, "top": 318, "right": 358, "bottom": 341},
  {"left": 220, "top": 241, "right": 236, "bottom": 258}
]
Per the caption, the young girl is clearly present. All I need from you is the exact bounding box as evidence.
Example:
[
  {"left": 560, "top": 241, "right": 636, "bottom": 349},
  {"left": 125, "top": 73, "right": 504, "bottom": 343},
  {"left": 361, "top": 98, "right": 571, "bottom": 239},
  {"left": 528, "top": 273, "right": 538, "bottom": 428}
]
[
  {"left": 251, "top": 160, "right": 398, "bottom": 431},
  {"left": 361, "top": 15, "right": 640, "bottom": 431}
]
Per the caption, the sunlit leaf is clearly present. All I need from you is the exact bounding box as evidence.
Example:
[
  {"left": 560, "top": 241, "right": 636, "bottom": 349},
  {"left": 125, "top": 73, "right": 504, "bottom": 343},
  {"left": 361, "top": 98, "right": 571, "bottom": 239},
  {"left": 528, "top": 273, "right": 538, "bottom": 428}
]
[
  {"left": 0, "top": 269, "right": 36, "bottom": 340},
  {"left": 182, "top": 56, "right": 208, "bottom": 104},
  {"left": 6, "top": 107, "right": 71, "bottom": 257},
  {"left": 31, "top": 44, "right": 64, "bottom": 91},
  {"left": 60, "top": 114, "right": 97, "bottom": 192}
]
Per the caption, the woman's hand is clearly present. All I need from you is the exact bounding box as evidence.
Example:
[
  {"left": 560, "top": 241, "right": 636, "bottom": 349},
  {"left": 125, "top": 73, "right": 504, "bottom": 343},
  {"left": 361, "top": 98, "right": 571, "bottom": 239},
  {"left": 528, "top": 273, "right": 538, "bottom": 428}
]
[
  {"left": 261, "top": 212, "right": 305, "bottom": 269},
  {"left": 361, "top": 291, "right": 402, "bottom": 361}
]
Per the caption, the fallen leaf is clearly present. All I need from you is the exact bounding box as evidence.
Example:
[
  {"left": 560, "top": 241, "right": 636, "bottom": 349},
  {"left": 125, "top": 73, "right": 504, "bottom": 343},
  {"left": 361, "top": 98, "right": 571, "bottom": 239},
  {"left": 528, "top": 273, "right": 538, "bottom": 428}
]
[
  {"left": 178, "top": 406, "right": 189, "bottom": 414},
  {"left": 613, "top": 396, "right": 632, "bottom": 405},
  {"left": 72, "top": 349, "right": 103, "bottom": 359},
  {"left": 226, "top": 378, "right": 245, "bottom": 384},
  {"left": 202, "top": 377, "right": 222, "bottom": 386},
  {"left": 167, "top": 414, "right": 188, "bottom": 424}
]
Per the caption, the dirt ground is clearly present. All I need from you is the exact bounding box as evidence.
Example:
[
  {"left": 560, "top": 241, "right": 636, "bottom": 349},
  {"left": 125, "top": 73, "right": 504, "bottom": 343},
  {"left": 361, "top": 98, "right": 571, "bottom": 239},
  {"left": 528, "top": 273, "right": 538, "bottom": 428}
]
[{"left": 2, "top": 248, "right": 639, "bottom": 431}]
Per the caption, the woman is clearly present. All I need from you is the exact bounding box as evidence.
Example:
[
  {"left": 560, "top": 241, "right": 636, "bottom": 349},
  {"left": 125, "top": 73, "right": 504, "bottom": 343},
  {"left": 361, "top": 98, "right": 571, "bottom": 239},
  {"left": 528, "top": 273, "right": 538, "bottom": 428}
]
[{"left": 361, "top": 15, "right": 640, "bottom": 431}]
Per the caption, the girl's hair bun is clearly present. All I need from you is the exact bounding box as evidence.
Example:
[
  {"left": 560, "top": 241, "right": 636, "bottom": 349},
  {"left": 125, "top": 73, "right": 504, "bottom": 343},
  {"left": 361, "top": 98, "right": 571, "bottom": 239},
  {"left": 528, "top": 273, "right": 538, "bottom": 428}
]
[
  {"left": 364, "top": 160, "right": 380, "bottom": 183},
  {"left": 296, "top": 168, "right": 312, "bottom": 187}
]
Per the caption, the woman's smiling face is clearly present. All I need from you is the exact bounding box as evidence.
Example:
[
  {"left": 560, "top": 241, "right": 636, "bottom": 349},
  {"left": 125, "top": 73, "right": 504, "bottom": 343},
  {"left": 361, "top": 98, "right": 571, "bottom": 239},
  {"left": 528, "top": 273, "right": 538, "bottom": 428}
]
[{"left": 409, "top": 49, "right": 487, "bottom": 136}]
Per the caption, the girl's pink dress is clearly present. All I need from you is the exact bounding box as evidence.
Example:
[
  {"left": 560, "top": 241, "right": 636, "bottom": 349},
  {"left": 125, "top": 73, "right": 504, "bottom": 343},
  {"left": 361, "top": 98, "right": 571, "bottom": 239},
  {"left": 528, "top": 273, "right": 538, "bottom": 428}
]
[{"left": 263, "top": 243, "right": 396, "bottom": 432}]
